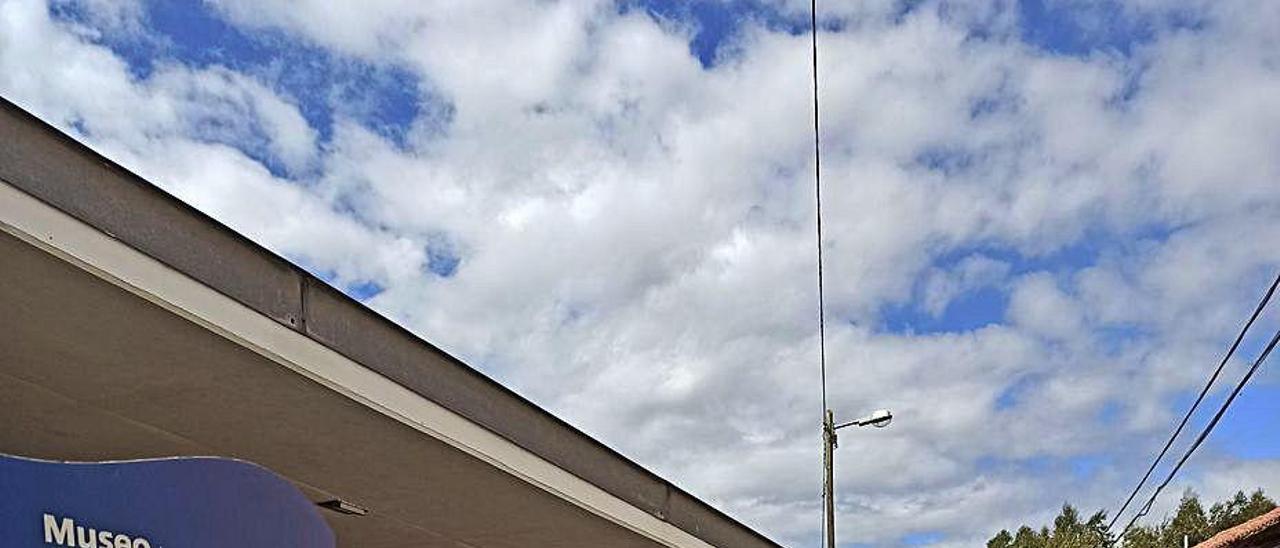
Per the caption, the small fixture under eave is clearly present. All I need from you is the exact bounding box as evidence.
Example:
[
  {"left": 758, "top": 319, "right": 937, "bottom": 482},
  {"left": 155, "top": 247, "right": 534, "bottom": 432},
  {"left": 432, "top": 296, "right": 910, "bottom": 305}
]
[{"left": 318, "top": 499, "right": 369, "bottom": 516}]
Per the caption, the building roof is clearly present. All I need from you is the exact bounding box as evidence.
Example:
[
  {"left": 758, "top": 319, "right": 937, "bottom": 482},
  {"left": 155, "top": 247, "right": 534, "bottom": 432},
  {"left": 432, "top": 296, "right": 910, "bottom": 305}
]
[
  {"left": 1197, "top": 508, "right": 1280, "bottom": 548},
  {"left": 0, "top": 95, "right": 780, "bottom": 548}
]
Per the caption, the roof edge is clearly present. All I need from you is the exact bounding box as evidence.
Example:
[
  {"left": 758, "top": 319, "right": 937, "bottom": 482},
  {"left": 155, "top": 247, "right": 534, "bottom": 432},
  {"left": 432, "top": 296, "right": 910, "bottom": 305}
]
[
  {"left": 1196, "top": 508, "right": 1280, "bottom": 548},
  {"left": 0, "top": 95, "right": 780, "bottom": 548}
]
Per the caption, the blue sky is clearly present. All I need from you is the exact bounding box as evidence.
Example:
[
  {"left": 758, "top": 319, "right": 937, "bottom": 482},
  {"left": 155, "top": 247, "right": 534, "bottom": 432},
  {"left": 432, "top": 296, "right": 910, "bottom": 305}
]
[
  {"left": 52, "top": 0, "right": 426, "bottom": 159},
  {"left": 6, "top": 0, "right": 1280, "bottom": 545}
]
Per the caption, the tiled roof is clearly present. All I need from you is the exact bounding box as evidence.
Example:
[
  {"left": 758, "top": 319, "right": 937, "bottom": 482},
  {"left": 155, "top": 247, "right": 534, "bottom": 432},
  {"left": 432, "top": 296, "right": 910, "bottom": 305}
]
[{"left": 1197, "top": 508, "right": 1280, "bottom": 548}]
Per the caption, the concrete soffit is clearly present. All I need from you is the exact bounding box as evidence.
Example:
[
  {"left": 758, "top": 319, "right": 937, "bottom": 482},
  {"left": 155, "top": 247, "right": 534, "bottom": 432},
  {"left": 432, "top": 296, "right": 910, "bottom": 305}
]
[{"left": 0, "top": 179, "right": 717, "bottom": 548}]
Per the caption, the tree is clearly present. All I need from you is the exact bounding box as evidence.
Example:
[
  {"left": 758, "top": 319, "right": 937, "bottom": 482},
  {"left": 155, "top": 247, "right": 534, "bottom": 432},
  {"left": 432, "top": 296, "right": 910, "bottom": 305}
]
[
  {"left": 988, "top": 529, "right": 1014, "bottom": 548},
  {"left": 1160, "top": 491, "right": 1211, "bottom": 546},
  {"left": 1120, "top": 525, "right": 1159, "bottom": 548},
  {"left": 1124, "top": 490, "right": 1277, "bottom": 548},
  {"left": 987, "top": 488, "right": 1275, "bottom": 548},
  {"left": 1208, "top": 489, "right": 1278, "bottom": 533},
  {"left": 1012, "top": 524, "right": 1047, "bottom": 548},
  {"left": 986, "top": 504, "right": 1112, "bottom": 548}
]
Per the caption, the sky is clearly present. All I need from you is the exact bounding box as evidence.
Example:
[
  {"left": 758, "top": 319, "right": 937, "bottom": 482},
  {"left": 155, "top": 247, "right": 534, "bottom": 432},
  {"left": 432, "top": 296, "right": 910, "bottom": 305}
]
[{"left": 2, "top": 0, "right": 1279, "bottom": 546}]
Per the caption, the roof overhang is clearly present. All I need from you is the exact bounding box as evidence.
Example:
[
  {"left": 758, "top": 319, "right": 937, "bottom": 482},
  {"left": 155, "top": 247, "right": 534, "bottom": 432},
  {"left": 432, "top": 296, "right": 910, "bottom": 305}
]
[{"left": 0, "top": 98, "right": 778, "bottom": 548}]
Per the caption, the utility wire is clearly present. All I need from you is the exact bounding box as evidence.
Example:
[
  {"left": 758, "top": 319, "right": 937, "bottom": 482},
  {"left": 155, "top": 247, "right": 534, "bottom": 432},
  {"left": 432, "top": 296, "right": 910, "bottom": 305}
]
[
  {"left": 810, "top": 0, "right": 827, "bottom": 415},
  {"left": 1115, "top": 325, "right": 1280, "bottom": 541},
  {"left": 1106, "top": 272, "right": 1280, "bottom": 535},
  {"left": 810, "top": 0, "right": 829, "bottom": 542}
]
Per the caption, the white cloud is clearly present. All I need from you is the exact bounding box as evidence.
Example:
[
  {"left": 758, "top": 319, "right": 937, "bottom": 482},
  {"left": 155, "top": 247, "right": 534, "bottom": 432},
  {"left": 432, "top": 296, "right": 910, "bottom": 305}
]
[
  {"left": 921, "top": 254, "right": 1010, "bottom": 317},
  {"left": 0, "top": 0, "right": 414, "bottom": 289},
  {"left": 3, "top": 0, "right": 1280, "bottom": 546}
]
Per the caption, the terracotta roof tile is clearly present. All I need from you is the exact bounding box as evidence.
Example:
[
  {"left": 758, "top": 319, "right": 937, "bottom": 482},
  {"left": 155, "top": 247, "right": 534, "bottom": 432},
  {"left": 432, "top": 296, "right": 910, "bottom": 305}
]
[{"left": 1196, "top": 507, "right": 1280, "bottom": 548}]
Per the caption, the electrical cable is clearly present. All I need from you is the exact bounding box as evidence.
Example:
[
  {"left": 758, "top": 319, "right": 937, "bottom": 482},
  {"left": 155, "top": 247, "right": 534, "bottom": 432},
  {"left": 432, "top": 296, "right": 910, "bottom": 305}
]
[
  {"left": 1106, "top": 272, "right": 1280, "bottom": 535},
  {"left": 811, "top": 0, "right": 827, "bottom": 416},
  {"left": 1116, "top": 325, "right": 1280, "bottom": 540},
  {"left": 810, "top": 0, "right": 830, "bottom": 543}
]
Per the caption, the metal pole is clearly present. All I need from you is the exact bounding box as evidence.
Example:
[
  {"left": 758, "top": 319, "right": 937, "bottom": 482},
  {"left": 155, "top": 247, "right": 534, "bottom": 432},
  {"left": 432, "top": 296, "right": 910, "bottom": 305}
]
[{"left": 824, "top": 409, "right": 836, "bottom": 548}]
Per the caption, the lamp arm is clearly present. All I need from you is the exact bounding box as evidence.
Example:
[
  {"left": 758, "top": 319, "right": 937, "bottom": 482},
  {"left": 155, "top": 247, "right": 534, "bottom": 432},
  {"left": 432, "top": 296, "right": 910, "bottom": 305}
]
[{"left": 832, "top": 419, "right": 862, "bottom": 430}]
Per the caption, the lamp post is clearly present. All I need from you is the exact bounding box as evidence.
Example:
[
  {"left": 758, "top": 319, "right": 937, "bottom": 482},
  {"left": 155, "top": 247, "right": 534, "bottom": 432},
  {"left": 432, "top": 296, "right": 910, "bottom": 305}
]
[{"left": 823, "top": 408, "right": 893, "bottom": 548}]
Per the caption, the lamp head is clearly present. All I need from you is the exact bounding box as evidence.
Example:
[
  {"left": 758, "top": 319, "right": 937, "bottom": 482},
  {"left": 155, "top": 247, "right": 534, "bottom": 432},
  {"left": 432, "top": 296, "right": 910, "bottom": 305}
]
[{"left": 865, "top": 409, "right": 893, "bottom": 428}]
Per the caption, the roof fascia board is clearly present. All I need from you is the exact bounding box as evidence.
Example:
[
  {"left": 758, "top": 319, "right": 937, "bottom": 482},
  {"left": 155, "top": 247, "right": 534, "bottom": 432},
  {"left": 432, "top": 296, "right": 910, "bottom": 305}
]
[
  {"left": 0, "top": 178, "right": 715, "bottom": 548},
  {"left": 0, "top": 96, "right": 779, "bottom": 548}
]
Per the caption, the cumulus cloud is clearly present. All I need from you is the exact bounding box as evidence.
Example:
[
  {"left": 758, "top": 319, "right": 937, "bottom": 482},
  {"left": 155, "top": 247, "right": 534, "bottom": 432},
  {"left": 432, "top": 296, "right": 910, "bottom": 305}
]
[{"left": 2, "top": 0, "right": 1279, "bottom": 546}]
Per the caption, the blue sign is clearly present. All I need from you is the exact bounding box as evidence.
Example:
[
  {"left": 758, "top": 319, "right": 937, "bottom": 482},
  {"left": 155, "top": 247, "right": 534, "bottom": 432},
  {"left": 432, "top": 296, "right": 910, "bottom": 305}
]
[{"left": 0, "top": 453, "right": 335, "bottom": 547}]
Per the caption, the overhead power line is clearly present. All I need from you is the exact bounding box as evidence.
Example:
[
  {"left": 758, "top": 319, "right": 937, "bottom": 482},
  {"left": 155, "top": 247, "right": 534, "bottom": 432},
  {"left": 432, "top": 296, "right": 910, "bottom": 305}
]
[
  {"left": 1116, "top": 325, "right": 1280, "bottom": 539},
  {"left": 809, "top": 0, "right": 830, "bottom": 544},
  {"left": 810, "top": 0, "right": 827, "bottom": 415},
  {"left": 1106, "top": 272, "right": 1280, "bottom": 535}
]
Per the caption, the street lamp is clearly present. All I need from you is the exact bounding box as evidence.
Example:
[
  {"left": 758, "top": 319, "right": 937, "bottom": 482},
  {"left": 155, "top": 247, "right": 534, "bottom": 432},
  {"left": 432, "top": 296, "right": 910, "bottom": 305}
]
[{"left": 823, "top": 408, "right": 893, "bottom": 548}]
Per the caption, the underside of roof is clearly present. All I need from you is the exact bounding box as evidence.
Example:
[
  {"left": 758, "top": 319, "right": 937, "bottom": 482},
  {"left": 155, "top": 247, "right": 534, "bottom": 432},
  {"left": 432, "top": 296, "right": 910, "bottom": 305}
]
[{"left": 0, "top": 96, "right": 780, "bottom": 548}]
